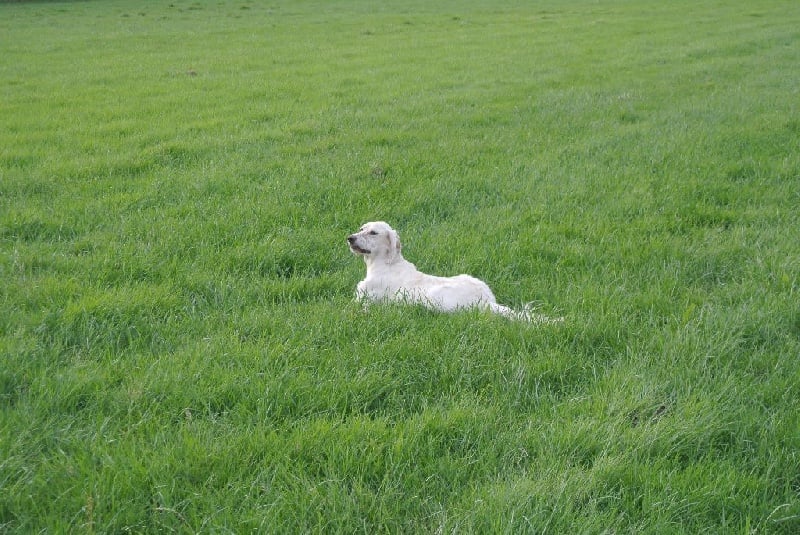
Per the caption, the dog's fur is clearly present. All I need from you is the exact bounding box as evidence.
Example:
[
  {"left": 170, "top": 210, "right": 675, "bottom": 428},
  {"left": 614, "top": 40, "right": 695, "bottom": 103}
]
[{"left": 347, "top": 221, "right": 561, "bottom": 323}]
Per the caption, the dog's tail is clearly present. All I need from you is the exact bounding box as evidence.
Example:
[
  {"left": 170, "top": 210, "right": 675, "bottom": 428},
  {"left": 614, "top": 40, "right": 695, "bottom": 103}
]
[{"left": 489, "top": 302, "right": 564, "bottom": 324}]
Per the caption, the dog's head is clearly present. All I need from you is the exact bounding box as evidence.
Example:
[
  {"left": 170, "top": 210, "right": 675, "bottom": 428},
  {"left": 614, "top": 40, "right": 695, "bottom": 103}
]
[{"left": 347, "top": 221, "right": 401, "bottom": 261}]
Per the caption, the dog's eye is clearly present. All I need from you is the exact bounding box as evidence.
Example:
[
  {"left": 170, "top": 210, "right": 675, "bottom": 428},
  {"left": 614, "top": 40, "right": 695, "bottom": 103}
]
[{"left": 368, "top": 230, "right": 378, "bottom": 235}]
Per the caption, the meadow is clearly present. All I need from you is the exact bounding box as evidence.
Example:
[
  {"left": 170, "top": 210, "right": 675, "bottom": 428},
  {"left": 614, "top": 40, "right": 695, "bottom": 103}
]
[{"left": 1, "top": 0, "right": 799, "bottom": 532}]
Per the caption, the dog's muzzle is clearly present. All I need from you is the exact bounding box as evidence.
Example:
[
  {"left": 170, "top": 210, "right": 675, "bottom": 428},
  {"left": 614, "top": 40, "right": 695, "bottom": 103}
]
[{"left": 347, "top": 235, "right": 370, "bottom": 254}]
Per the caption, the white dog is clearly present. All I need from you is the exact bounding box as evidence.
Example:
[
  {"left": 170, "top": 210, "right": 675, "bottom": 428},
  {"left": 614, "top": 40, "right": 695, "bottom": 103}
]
[{"left": 347, "top": 221, "right": 561, "bottom": 323}]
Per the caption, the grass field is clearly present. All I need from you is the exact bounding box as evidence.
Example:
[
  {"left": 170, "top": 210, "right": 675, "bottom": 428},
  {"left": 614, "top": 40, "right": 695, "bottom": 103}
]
[{"left": 2, "top": 0, "right": 799, "bottom": 532}]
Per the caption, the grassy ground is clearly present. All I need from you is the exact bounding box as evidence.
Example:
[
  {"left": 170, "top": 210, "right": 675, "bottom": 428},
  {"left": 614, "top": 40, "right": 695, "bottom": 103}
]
[{"left": 2, "top": 0, "right": 799, "bottom": 532}]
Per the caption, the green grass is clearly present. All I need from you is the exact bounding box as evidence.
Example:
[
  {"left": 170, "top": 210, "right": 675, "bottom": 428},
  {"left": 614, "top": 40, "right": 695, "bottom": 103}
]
[{"left": 2, "top": 0, "right": 799, "bottom": 532}]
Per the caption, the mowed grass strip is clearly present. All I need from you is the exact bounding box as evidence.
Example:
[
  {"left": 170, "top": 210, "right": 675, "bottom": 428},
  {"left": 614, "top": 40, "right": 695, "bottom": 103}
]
[{"left": 1, "top": 0, "right": 799, "bottom": 532}]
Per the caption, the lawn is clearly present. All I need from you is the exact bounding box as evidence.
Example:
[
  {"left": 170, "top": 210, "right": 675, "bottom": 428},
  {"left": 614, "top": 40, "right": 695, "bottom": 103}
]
[{"left": 1, "top": 0, "right": 799, "bottom": 532}]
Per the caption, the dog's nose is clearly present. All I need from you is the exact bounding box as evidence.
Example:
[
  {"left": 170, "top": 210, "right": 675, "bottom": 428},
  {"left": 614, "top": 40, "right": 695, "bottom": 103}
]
[{"left": 347, "top": 235, "right": 356, "bottom": 243}]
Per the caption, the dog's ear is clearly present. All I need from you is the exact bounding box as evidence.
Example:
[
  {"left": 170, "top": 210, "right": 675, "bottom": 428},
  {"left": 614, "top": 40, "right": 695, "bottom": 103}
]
[{"left": 386, "top": 229, "right": 402, "bottom": 260}]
